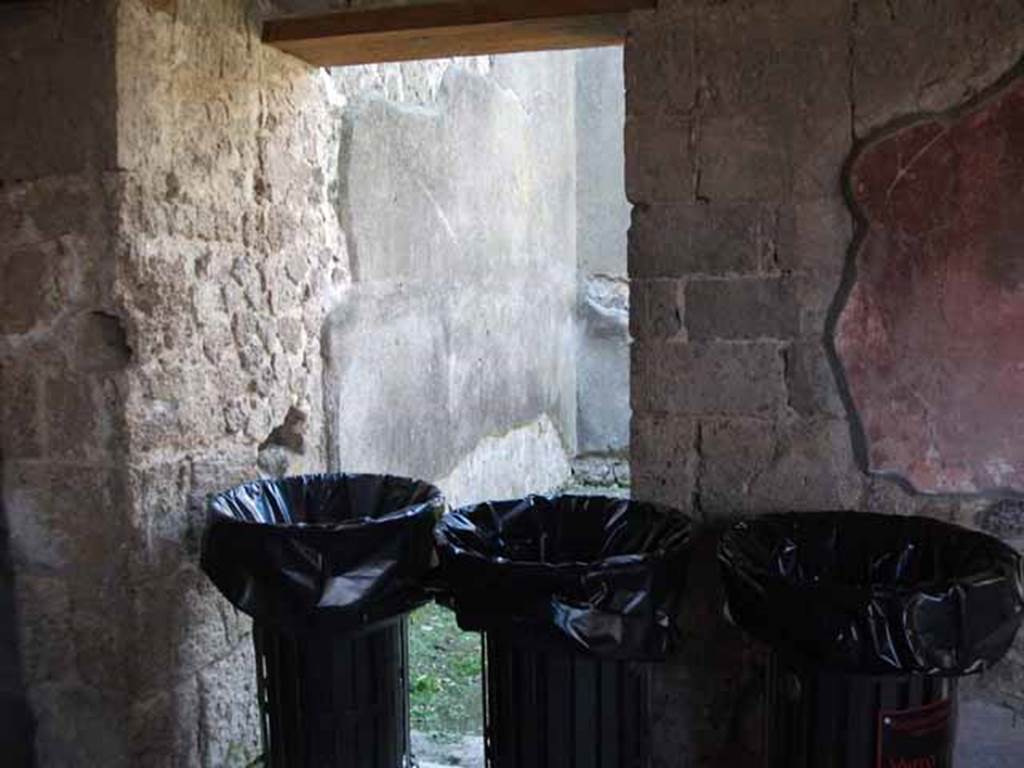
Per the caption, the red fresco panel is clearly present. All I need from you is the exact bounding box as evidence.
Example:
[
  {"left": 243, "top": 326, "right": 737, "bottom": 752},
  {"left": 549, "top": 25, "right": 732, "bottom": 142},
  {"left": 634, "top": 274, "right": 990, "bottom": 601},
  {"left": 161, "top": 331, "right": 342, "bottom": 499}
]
[{"left": 836, "top": 77, "right": 1024, "bottom": 493}]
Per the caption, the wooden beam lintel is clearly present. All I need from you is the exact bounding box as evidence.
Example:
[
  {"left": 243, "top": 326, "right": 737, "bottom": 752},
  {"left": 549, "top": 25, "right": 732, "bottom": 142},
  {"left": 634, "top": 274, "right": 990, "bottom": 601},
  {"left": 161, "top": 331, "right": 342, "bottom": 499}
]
[{"left": 263, "top": 0, "right": 656, "bottom": 67}]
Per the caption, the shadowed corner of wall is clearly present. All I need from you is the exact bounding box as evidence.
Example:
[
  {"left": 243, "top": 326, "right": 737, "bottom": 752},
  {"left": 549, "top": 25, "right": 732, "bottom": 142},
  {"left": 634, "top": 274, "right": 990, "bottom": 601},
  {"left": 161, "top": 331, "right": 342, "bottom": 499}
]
[
  {"left": 0, "top": 455, "right": 36, "bottom": 768},
  {"left": 653, "top": 525, "right": 766, "bottom": 767}
]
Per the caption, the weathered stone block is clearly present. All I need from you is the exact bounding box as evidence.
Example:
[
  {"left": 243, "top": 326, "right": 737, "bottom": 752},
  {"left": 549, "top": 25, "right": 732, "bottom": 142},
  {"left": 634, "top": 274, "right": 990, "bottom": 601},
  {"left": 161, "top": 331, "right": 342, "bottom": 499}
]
[
  {"left": 188, "top": 456, "right": 253, "bottom": 505},
  {"left": 698, "top": 418, "right": 776, "bottom": 516},
  {"left": 695, "top": 1, "right": 849, "bottom": 110},
  {"left": 784, "top": 341, "right": 847, "bottom": 418},
  {"left": 0, "top": 357, "right": 44, "bottom": 459},
  {"left": 625, "top": 115, "right": 695, "bottom": 204},
  {"left": 693, "top": 1, "right": 850, "bottom": 203},
  {"left": 3, "top": 468, "right": 68, "bottom": 573},
  {"left": 632, "top": 340, "right": 786, "bottom": 416},
  {"left": 124, "top": 367, "right": 205, "bottom": 456},
  {"left": 0, "top": 244, "right": 63, "bottom": 335},
  {"left": 3, "top": 462, "right": 129, "bottom": 575},
  {"left": 28, "top": 684, "right": 128, "bottom": 768},
  {"left": 700, "top": 416, "right": 864, "bottom": 517},
  {"left": 13, "top": 576, "right": 75, "bottom": 688},
  {"left": 0, "top": 3, "right": 116, "bottom": 180},
  {"left": 792, "top": 116, "right": 850, "bottom": 202},
  {"left": 129, "top": 678, "right": 201, "bottom": 768},
  {"left": 792, "top": 271, "right": 842, "bottom": 338},
  {"left": 197, "top": 642, "right": 261, "bottom": 768},
  {"left": 685, "top": 277, "right": 800, "bottom": 341},
  {"left": 630, "top": 278, "right": 684, "bottom": 340},
  {"left": 127, "top": 461, "right": 195, "bottom": 567},
  {"left": 129, "top": 567, "right": 247, "bottom": 698},
  {"left": 625, "top": 22, "right": 697, "bottom": 117},
  {"left": 72, "top": 602, "right": 133, "bottom": 692},
  {"left": 631, "top": 413, "right": 698, "bottom": 509},
  {"left": 754, "top": 418, "right": 865, "bottom": 511},
  {"left": 852, "top": 0, "right": 1024, "bottom": 137},
  {"left": 651, "top": 531, "right": 765, "bottom": 766},
  {"left": 274, "top": 314, "right": 304, "bottom": 355},
  {"left": 697, "top": 114, "right": 794, "bottom": 202},
  {"left": 70, "top": 312, "right": 132, "bottom": 373},
  {"left": 774, "top": 197, "right": 853, "bottom": 277},
  {"left": 43, "top": 372, "right": 123, "bottom": 460},
  {"left": 29, "top": 185, "right": 97, "bottom": 240},
  {"left": 629, "top": 203, "right": 779, "bottom": 277},
  {"left": 0, "top": 192, "right": 27, "bottom": 246}
]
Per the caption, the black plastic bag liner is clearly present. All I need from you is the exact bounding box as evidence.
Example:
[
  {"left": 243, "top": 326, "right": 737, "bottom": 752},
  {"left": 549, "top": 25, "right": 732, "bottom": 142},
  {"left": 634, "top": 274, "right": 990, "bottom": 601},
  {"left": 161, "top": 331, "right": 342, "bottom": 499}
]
[
  {"left": 202, "top": 473, "right": 444, "bottom": 633},
  {"left": 719, "top": 511, "right": 1024, "bottom": 675},
  {"left": 435, "top": 495, "right": 693, "bottom": 660}
]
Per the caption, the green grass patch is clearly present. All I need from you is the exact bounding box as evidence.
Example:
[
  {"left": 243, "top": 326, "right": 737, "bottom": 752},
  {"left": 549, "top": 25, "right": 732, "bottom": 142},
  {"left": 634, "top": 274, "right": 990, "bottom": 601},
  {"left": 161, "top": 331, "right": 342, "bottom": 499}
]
[{"left": 408, "top": 602, "right": 483, "bottom": 736}]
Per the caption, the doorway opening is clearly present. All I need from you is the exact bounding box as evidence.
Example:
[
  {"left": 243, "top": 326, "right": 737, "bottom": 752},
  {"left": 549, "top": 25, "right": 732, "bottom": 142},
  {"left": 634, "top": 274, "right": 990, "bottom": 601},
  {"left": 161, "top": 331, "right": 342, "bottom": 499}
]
[{"left": 324, "top": 45, "right": 628, "bottom": 767}]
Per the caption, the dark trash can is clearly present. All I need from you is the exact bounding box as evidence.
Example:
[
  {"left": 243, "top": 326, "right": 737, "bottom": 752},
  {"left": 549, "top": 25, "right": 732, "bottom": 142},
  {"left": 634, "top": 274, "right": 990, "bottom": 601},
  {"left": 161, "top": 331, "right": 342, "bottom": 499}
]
[
  {"left": 201, "top": 473, "right": 444, "bottom": 768},
  {"left": 719, "top": 511, "right": 1024, "bottom": 768},
  {"left": 435, "top": 494, "right": 693, "bottom": 768}
]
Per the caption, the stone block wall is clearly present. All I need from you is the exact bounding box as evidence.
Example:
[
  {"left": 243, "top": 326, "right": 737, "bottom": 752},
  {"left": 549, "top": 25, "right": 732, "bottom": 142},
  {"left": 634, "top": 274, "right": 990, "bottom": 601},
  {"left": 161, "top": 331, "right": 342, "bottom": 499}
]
[
  {"left": 625, "top": 0, "right": 1024, "bottom": 764},
  {"left": 1, "top": 3, "right": 628, "bottom": 763},
  {"left": 2, "top": 0, "right": 345, "bottom": 763},
  {"left": 109, "top": 2, "right": 346, "bottom": 764},
  {"left": 1, "top": 3, "right": 122, "bottom": 764}
]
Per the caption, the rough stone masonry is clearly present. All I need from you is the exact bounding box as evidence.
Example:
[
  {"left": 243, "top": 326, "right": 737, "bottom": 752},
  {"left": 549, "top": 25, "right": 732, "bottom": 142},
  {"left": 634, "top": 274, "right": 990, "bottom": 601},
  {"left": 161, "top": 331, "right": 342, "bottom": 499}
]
[
  {"left": 1, "top": 1, "right": 624, "bottom": 764},
  {"left": 625, "top": 1, "right": 1024, "bottom": 765},
  {"left": 2, "top": 1, "right": 344, "bottom": 763},
  {"left": 1, "top": 0, "right": 1024, "bottom": 767}
]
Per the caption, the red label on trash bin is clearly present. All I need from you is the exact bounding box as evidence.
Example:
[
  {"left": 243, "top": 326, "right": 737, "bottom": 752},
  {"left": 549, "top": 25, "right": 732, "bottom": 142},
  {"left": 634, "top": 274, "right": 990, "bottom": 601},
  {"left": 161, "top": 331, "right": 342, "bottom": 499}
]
[{"left": 876, "top": 698, "right": 953, "bottom": 768}]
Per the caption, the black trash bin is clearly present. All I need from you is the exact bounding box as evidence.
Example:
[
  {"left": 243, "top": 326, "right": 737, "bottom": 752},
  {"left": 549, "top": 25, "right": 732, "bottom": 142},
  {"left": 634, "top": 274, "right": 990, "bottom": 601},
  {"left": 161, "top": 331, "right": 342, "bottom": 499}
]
[
  {"left": 435, "top": 494, "right": 693, "bottom": 768},
  {"left": 719, "top": 511, "right": 1024, "bottom": 768},
  {"left": 201, "top": 473, "right": 444, "bottom": 768}
]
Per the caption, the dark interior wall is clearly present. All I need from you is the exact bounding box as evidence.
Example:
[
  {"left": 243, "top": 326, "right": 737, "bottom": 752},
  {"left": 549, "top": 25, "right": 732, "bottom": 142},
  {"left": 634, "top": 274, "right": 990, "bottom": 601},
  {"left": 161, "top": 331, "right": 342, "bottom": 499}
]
[
  {"left": 624, "top": 1, "right": 1024, "bottom": 765},
  {"left": 0, "top": 1, "right": 116, "bottom": 179},
  {"left": 2, "top": 0, "right": 347, "bottom": 764},
  {"left": 0, "top": 2, "right": 120, "bottom": 765}
]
